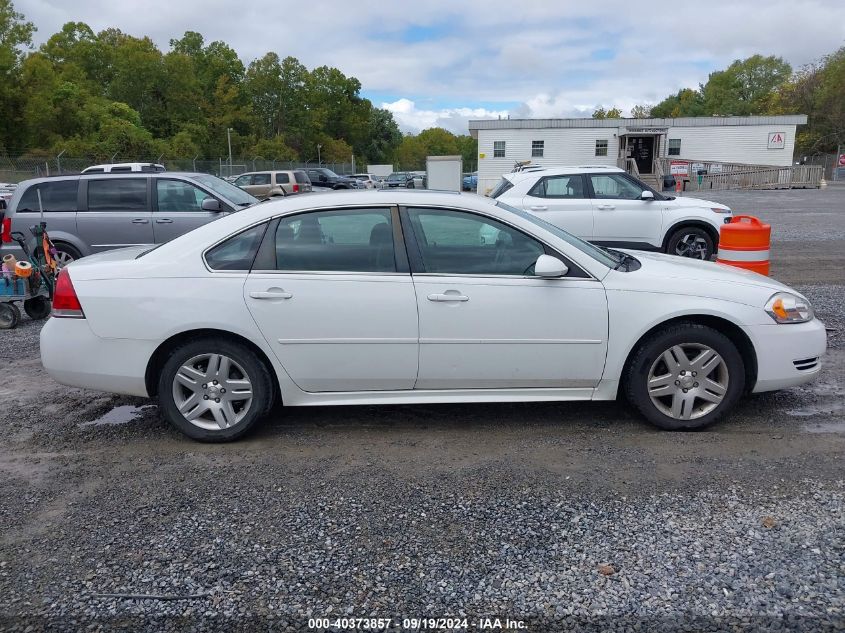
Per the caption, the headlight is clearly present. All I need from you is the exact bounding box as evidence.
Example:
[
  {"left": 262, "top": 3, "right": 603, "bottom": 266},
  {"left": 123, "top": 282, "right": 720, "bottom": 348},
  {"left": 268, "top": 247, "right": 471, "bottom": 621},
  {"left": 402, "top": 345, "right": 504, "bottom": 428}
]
[
  {"left": 765, "top": 292, "right": 814, "bottom": 324},
  {"left": 711, "top": 207, "right": 731, "bottom": 214}
]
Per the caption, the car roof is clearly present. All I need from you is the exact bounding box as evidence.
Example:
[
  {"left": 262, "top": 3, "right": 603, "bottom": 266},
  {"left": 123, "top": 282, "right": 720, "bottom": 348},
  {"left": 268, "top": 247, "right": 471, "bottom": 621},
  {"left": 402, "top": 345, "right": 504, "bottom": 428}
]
[
  {"left": 13, "top": 172, "right": 214, "bottom": 187},
  {"left": 505, "top": 165, "right": 624, "bottom": 183}
]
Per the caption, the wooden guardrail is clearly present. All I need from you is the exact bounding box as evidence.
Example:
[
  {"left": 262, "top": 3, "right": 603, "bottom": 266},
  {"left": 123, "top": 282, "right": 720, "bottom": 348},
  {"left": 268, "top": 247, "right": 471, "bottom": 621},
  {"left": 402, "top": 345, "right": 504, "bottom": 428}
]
[{"left": 656, "top": 158, "right": 822, "bottom": 190}]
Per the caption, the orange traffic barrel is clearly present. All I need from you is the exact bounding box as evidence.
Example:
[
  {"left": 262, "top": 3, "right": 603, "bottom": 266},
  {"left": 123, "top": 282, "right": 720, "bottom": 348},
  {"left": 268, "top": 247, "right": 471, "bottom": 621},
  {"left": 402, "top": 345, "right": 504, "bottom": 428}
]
[{"left": 716, "top": 215, "right": 771, "bottom": 275}]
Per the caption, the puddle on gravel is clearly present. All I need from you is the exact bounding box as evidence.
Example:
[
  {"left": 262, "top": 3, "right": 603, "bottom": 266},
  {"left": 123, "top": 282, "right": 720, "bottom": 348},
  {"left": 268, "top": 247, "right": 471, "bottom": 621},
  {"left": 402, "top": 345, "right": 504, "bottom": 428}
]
[
  {"left": 79, "top": 404, "right": 157, "bottom": 427},
  {"left": 802, "top": 420, "right": 845, "bottom": 434}
]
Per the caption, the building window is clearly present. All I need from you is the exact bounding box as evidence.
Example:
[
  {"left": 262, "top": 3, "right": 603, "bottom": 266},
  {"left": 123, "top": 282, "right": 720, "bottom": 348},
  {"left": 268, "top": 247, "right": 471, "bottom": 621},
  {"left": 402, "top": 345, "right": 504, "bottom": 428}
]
[
  {"left": 531, "top": 140, "right": 544, "bottom": 157},
  {"left": 493, "top": 141, "right": 506, "bottom": 158},
  {"left": 595, "top": 140, "right": 608, "bottom": 157},
  {"left": 668, "top": 138, "right": 681, "bottom": 156}
]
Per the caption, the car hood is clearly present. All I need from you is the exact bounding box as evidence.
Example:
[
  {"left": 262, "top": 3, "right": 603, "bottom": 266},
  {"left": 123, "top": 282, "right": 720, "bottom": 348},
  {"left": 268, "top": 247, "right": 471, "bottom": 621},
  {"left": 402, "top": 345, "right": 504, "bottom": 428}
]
[
  {"left": 608, "top": 250, "right": 801, "bottom": 308},
  {"left": 665, "top": 194, "right": 730, "bottom": 211}
]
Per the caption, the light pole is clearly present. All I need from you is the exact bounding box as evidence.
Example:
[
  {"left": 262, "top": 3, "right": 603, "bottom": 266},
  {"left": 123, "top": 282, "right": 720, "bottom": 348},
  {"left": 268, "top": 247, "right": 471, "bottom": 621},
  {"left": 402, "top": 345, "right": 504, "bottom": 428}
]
[
  {"left": 227, "top": 128, "right": 234, "bottom": 177},
  {"left": 316, "top": 144, "right": 322, "bottom": 166}
]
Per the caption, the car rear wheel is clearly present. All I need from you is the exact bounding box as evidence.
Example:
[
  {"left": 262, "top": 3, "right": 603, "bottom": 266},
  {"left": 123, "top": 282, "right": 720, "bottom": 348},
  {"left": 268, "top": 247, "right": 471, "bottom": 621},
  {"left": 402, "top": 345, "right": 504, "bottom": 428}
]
[
  {"left": 624, "top": 323, "right": 744, "bottom": 430},
  {"left": 158, "top": 338, "right": 272, "bottom": 442},
  {"left": 52, "top": 243, "right": 82, "bottom": 269},
  {"left": 666, "top": 227, "right": 714, "bottom": 260}
]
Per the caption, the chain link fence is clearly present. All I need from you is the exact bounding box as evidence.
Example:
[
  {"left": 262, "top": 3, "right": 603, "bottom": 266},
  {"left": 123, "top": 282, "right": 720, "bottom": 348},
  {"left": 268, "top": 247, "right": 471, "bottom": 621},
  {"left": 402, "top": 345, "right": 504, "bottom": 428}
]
[{"left": 0, "top": 155, "right": 357, "bottom": 183}]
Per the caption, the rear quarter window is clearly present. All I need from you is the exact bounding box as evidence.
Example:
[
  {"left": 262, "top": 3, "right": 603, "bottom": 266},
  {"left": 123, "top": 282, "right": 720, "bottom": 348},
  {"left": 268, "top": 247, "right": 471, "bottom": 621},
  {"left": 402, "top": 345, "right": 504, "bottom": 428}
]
[
  {"left": 205, "top": 222, "right": 268, "bottom": 271},
  {"left": 16, "top": 181, "right": 79, "bottom": 213},
  {"left": 489, "top": 178, "right": 514, "bottom": 199}
]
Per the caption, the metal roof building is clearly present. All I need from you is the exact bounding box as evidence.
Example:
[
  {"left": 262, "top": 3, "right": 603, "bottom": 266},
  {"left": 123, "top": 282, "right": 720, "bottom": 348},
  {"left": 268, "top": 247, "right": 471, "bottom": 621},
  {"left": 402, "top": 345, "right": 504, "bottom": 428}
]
[{"left": 468, "top": 115, "right": 807, "bottom": 195}]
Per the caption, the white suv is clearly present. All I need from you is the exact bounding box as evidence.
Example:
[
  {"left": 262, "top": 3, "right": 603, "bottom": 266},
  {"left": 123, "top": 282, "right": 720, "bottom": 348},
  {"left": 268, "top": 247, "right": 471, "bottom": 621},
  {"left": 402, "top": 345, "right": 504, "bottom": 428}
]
[{"left": 492, "top": 166, "right": 732, "bottom": 259}]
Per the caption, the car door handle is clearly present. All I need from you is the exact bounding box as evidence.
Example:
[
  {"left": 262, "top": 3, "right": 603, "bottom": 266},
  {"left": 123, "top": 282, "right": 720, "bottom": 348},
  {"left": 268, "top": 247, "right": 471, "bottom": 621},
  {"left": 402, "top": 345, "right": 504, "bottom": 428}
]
[
  {"left": 427, "top": 293, "right": 469, "bottom": 302},
  {"left": 529, "top": 205, "right": 548, "bottom": 211},
  {"left": 597, "top": 204, "right": 616, "bottom": 210},
  {"left": 250, "top": 289, "right": 293, "bottom": 300},
  {"left": 131, "top": 218, "right": 149, "bottom": 224},
  {"left": 155, "top": 218, "right": 173, "bottom": 224}
]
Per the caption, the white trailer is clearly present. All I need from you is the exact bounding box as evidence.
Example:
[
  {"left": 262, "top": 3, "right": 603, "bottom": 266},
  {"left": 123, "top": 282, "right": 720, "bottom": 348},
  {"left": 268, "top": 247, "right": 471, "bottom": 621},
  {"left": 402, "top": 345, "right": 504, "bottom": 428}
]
[
  {"left": 366, "top": 164, "right": 394, "bottom": 179},
  {"left": 425, "top": 155, "right": 462, "bottom": 192}
]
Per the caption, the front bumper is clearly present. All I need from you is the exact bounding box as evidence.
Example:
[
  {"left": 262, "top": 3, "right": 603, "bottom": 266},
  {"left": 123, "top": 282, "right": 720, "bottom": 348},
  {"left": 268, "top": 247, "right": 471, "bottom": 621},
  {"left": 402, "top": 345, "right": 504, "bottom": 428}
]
[
  {"left": 40, "top": 317, "right": 155, "bottom": 397},
  {"left": 743, "top": 318, "right": 828, "bottom": 393}
]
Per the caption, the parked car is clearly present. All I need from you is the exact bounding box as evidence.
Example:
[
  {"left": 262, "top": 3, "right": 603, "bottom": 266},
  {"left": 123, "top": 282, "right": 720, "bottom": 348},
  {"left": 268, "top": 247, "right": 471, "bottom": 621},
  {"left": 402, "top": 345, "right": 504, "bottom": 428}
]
[
  {"left": 492, "top": 166, "right": 732, "bottom": 260},
  {"left": 384, "top": 172, "right": 411, "bottom": 188},
  {"left": 351, "top": 174, "right": 380, "bottom": 189},
  {"left": 233, "top": 170, "right": 312, "bottom": 198},
  {"left": 0, "top": 173, "right": 257, "bottom": 268},
  {"left": 407, "top": 171, "right": 427, "bottom": 189},
  {"left": 82, "top": 162, "right": 166, "bottom": 174},
  {"left": 0, "top": 183, "right": 16, "bottom": 208},
  {"left": 41, "top": 190, "right": 825, "bottom": 442},
  {"left": 462, "top": 172, "right": 478, "bottom": 190},
  {"left": 305, "top": 168, "right": 359, "bottom": 190}
]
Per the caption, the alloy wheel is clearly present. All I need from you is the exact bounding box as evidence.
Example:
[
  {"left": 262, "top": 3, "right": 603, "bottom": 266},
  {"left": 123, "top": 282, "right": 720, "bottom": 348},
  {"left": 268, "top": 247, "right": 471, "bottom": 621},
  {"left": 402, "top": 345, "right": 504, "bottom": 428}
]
[
  {"left": 171, "top": 353, "right": 254, "bottom": 430},
  {"left": 674, "top": 234, "right": 709, "bottom": 259},
  {"left": 53, "top": 250, "right": 76, "bottom": 269},
  {"left": 647, "top": 343, "right": 729, "bottom": 420}
]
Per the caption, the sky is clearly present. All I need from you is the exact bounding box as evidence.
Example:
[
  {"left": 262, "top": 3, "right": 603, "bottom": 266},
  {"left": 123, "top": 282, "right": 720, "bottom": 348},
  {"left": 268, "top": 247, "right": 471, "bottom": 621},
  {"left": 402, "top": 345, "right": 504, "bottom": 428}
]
[{"left": 17, "top": 0, "right": 845, "bottom": 134}]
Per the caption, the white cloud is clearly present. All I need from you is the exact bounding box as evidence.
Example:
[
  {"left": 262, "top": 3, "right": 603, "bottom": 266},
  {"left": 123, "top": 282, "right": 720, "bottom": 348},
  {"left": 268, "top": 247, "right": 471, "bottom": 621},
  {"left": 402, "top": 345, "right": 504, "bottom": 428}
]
[{"left": 382, "top": 98, "right": 509, "bottom": 134}]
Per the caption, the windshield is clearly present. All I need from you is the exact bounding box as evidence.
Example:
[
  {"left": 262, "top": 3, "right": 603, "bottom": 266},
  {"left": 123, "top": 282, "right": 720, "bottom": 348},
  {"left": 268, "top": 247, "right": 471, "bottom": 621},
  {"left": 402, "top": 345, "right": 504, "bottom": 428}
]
[
  {"left": 192, "top": 174, "right": 258, "bottom": 207},
  {"left": 387, "top": 173, "right": 405, "bottom": 181},
  {"left": 495, "top": 201, "right": 617, "bottom": 269}
]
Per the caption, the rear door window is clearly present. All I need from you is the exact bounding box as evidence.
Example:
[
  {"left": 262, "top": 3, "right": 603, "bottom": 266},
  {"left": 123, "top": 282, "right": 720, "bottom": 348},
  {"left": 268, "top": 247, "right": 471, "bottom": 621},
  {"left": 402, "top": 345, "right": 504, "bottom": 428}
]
[
  {"left": 16, "top": 181, "right": 79, "bottom": 213},
  {"left": 275, "top": 173, "right": 290, "bottom": 184},
  {"left": 87, "top": 179, "right": 148, "bottom": 212},
  {"left": 529, "top": 175, "right": 586, "bottom": 199},
  {"left": 253, "top": 173, "right": 271, "bottom": 185}
]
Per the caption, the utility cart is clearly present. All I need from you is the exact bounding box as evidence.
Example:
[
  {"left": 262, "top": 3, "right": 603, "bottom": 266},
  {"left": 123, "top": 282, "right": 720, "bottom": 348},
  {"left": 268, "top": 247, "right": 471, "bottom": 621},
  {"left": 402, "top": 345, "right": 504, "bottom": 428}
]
[{"left": 0, "top": 225, "right": 56, "bottom": 329}]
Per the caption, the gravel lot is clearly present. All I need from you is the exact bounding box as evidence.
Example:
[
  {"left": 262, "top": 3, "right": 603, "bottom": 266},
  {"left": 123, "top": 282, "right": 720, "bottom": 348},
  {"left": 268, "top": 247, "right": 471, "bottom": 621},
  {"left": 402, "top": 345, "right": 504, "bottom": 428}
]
[{"left": 0, "top": 187, "right": 843, "bottom": 632}]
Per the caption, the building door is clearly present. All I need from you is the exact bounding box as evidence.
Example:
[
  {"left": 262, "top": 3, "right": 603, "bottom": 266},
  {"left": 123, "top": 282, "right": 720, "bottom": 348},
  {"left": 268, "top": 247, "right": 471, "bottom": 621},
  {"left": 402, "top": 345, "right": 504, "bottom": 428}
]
[{"left": 628, "top": 136, "right": 655, "bottom": 174}]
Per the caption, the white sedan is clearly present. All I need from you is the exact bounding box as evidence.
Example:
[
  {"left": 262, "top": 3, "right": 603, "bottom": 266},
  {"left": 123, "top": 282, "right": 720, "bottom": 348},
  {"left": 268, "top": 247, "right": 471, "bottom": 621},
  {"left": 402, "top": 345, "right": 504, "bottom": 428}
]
[{"left": 41, "top": 191, "right": 826, "bottom": 441}]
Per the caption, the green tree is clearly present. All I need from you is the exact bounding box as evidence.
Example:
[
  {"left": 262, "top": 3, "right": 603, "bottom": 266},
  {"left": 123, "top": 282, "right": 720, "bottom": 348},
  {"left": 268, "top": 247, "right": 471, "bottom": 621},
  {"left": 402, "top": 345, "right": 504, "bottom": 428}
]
[
  {"left": 0, "top": 0, "right": 34, "bottom": 151},
  {"left": 630, "top": 104, "right": 653, "bottom": 118},
  {"left": 702, "top": 55, "right": 792, "bottom": 115},
  {"left": 592, "top": 106, "right": 622, "bottom": 119},
  {"left": 650, "top": 88, "right": 706, "bottom": 118}
]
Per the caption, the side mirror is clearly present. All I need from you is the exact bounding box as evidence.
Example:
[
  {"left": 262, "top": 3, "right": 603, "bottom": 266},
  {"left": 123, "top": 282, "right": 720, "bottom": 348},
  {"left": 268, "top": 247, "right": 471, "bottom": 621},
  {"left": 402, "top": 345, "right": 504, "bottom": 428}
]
[
  {"left": 534, "top": 254, "right": 569, "bottom": 278},
  {"left": 640, "top": 190, "right": 655, "bottom": 201},
  {"left": 319, "top": 175, "right": 328, "bottom": 182},
  {"left": 201, "top": 197, "right": 222, "bottom": 212}
]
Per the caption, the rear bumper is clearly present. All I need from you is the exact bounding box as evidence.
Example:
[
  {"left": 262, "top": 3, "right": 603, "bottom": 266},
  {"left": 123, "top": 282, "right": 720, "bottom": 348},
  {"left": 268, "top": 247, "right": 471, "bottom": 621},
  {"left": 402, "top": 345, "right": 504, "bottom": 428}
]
[
  {"left": 744, "top": 319, "right": 828, "bottom": 393},
  {"left": 40, "top": 317, "right": 155, "bottom": 397}
]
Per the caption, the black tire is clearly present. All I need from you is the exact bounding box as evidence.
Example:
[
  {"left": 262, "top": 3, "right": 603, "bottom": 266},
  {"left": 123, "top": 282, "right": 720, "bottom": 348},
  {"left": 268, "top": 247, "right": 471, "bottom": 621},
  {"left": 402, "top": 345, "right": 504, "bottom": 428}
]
[
  {"left": 0, "top": 303, "right": 20, "bottom": 329},
  {"left": 53, "top": 243, "right": 82, "bottom": 269},
  {"left": 624, "top": 322, "right": 745, "bottom": 430},
  {"left": 157, "top": 338, "right": 273, "bottom": 442},
  {"left": 23, "top": 295, "right": 51, "bottom": 320},
  {"left": 665, "top": 226, "right": 714, "bottom": 260}
]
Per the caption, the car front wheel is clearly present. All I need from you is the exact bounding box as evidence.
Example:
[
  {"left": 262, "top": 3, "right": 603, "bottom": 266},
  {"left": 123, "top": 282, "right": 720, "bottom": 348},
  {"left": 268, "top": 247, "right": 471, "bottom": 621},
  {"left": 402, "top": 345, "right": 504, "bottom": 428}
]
[
  {"left": 666, "top": 227, "right": 714, "bottom": 260},
  {"left": 624, "top": 323, "right": 745, "bottom": 430},
  {"left": 158, "top": 338, "right": 272, "bottom": 442}
]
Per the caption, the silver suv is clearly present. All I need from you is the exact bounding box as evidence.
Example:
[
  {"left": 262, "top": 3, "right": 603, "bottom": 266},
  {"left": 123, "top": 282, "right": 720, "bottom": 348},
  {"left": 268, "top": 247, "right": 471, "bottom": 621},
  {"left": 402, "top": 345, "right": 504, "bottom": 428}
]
[{"left": 0, "top": 172, "right": 257, "bottom": 266}]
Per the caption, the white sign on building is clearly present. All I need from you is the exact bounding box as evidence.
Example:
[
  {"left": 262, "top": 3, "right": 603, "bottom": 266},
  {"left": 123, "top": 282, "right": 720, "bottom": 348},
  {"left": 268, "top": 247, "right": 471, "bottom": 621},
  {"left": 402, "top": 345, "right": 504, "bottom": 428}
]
[{"left": 768, "top": 132, "right": 786, "bottom": 149}]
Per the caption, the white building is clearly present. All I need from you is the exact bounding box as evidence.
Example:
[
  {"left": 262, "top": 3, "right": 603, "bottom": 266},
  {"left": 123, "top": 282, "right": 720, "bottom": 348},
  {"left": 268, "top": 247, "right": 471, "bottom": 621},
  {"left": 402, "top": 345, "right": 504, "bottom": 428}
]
[{"left": 468, "top": 115, "right": 807, "bottom": 196}]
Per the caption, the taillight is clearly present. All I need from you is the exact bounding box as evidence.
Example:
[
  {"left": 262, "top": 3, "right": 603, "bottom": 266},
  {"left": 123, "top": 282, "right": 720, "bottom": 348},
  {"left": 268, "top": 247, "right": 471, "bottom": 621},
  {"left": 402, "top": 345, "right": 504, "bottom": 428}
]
[
  {"left": 1, "top": 217, "right": 10, "bottom": 243},
  {"left": 292, "top": 184, "right": 299, "bottom": 193},
  {"left": 52, "top": 270, "right": 85, "bottom": 318}
]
